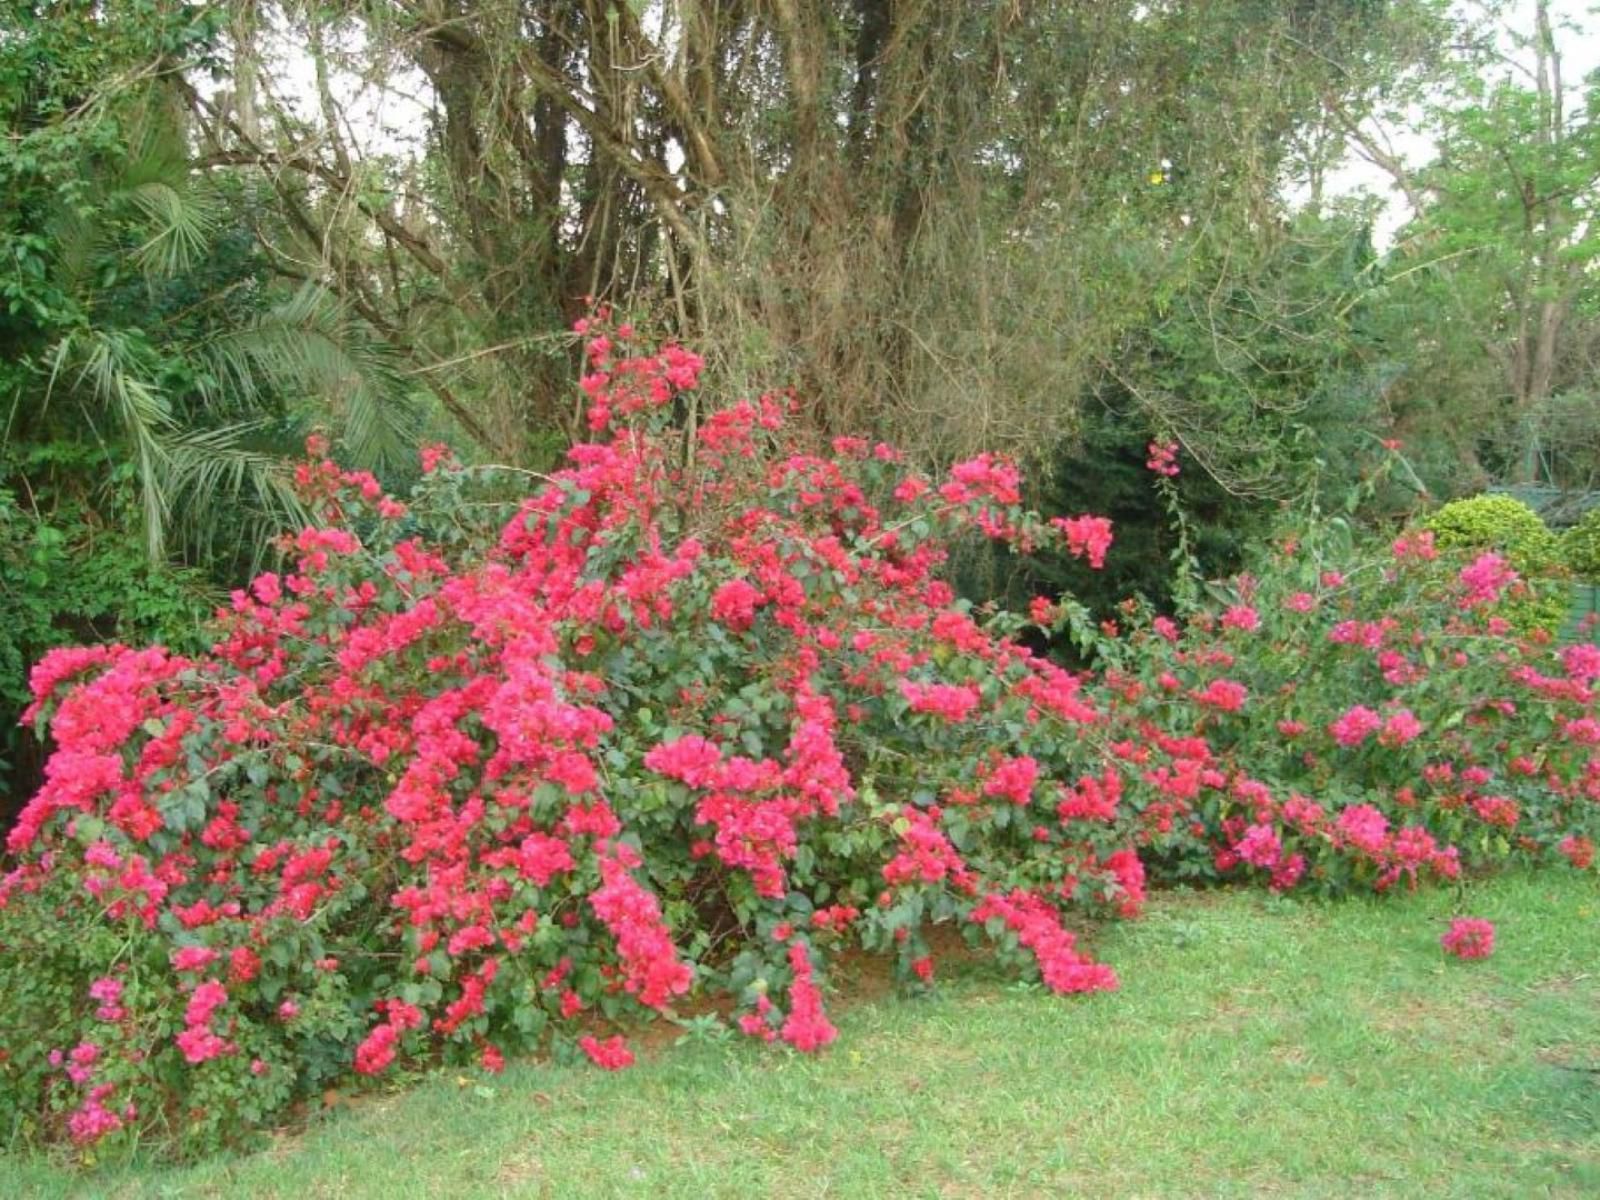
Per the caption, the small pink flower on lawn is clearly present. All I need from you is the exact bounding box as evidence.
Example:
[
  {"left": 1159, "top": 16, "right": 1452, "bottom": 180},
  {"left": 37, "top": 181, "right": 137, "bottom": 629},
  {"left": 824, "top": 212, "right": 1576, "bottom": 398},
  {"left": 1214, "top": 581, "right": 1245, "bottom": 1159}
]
[{"left": 1441, "top": 917, "right": 1495, "bottom": 960}]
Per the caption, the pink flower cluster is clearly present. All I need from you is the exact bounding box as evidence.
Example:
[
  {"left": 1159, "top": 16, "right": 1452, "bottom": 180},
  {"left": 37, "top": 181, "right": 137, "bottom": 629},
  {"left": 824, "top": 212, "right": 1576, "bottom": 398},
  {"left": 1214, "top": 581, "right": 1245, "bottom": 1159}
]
[
  {"left": 970, "top": 890, "right": 1118, "bottom": 994},
  {"left": 175, "top": 980, "right": 235, "bottom": 1065},
  {"left": 1441, "top": 917, "right": 1495, "bottom": 960},
  {"left": 900, "top": 680, "right": 981, "bottom": 722},
  {"left": 588, "top": 847, "right": 694, "bottom": 1010},
  {"left": 88, "top": 977, "right": 124, "bottom": 1022},
  {"left": 1146, "top": 440, "right": 1180, "bottom": 477},
  {"left": 1052, "top": 515, "right": 1115, "bottom": 569},
  {"left": 578, "top": 1034, "right": 636, "bottom": 1070},
  {"left": 882, "top": 808, "right": 976, "bottom": 891},
  {"left": 1457, "top": 553, "right": 1518, "bottom": 610},
  {"left": 355, "top": 1001, "right": 426, "bottom": 1075},
  {"left": 1329, "top": 705, "right": 1382, "bottom": 747},
  {"left": 780, "top": 942, "right": 838, "bottom": 1052}
]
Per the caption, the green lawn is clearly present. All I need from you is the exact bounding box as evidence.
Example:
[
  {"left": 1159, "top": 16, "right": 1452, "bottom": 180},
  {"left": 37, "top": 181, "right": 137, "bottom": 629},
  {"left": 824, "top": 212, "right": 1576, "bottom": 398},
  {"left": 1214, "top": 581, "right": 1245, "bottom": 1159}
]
[{"left": 7, "top": 871, "right": 1599, "bottom": 1199}]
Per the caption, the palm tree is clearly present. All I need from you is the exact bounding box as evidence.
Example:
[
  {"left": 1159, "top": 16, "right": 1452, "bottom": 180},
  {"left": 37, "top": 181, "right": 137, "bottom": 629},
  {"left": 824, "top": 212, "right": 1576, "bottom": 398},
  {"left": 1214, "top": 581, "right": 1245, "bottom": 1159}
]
[{"left": 12, "top": 108, "right": 418, "bottom": 564}]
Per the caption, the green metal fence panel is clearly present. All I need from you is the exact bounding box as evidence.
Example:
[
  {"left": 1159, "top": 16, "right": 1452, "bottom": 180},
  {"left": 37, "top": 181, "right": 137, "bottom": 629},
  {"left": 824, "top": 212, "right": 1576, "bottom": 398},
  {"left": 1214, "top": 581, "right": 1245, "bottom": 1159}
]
[
  {"left": 1487, "top": 485, "right": 1600, "bottom": 530},
  {"left": 1561, "top": 583, "right": 1600, "bottom": 645}
]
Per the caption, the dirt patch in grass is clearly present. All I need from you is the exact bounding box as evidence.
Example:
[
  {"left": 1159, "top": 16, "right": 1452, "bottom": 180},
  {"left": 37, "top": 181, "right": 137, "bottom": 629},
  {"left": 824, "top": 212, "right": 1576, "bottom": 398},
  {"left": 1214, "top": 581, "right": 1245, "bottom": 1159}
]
[
  {"left": 1530, "top": 971, "right": 1597, "bottom": 995},
  {"left": 1365, "top": 990, "right": 1520, "bottom": 1056}
]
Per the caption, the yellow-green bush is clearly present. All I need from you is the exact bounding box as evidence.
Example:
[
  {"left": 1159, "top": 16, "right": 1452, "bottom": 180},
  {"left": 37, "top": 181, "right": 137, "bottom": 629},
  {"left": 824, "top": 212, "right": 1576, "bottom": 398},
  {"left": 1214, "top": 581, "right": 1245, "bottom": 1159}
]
[
  {"left": 1423, "top": 494, "right": 1561, "bottom": 567},
  {"left": 1561, "top": 508, "right": 1600, "bottom": 581},
  {"left": 1422, "top": 495, "right": 1567, "bottom": 634}
]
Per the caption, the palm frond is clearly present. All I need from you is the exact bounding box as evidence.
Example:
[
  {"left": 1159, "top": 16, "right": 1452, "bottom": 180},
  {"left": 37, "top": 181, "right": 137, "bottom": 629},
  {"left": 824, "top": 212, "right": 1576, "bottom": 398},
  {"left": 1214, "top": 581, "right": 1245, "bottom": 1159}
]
[
  {"left": 46, "top": 205, "right": 98, "bottom": 299},
  {"left": 165, "top": 421, "right": 310, "bottom": 568},
  {"left": 54, "top": 329, "right": 175, "bottom": 559},
  {"left": 118, "top": 118, "right": 219, "bottom": 279},
  {"left": 196, "top": 284, "right": 418, "bottom": 469},
  {"left": 123, "top": 178, "right": 219, "bottom": 279}
]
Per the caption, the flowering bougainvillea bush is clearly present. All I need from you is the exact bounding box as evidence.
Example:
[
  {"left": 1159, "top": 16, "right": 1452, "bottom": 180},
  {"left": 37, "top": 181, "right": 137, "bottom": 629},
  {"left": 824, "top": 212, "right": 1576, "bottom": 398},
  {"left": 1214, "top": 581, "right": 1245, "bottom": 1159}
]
[
  {"left": 1, "top": 319, "right": 1596, "bottom": 1157},
  {"left": 1092, "top": 515, "right": 1599, "bottom": 895}
]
